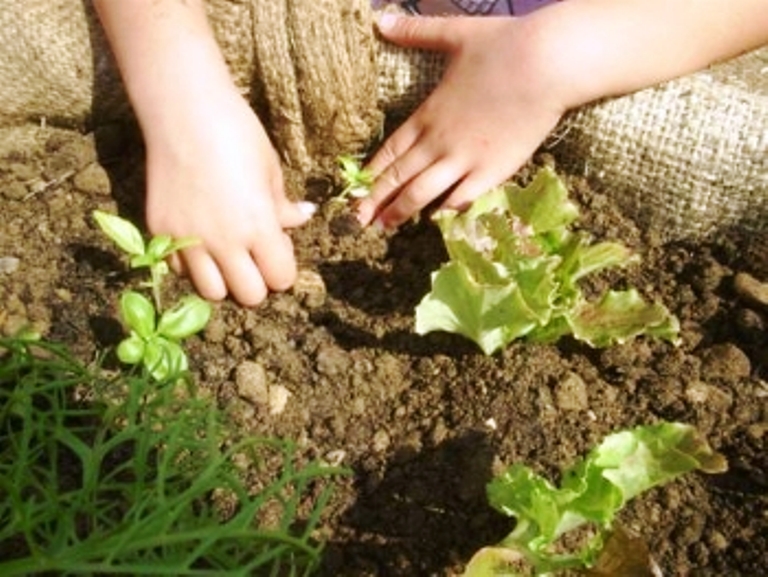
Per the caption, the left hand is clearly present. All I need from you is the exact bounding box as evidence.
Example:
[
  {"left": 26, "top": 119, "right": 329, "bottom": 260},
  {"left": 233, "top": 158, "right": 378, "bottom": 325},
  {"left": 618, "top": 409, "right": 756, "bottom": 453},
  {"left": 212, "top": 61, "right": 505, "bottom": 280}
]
[{"left": 356, "top": 12, "right": 569, "bottom": 229}]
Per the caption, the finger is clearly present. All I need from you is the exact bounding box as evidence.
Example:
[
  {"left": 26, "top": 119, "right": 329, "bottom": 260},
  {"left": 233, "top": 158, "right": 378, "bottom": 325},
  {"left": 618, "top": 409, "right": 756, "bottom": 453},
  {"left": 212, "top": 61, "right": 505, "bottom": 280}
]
[
  {"left": 212, "top": 248, "right": 268, "bottom": 307},
  {"left": 251, "top": 230, "right": 298, "bottom": 294},
  {"left": 276, "top": 199, "right": 317, "bottom": 229},
  {"left": 376, "top": 13, "right": 459, "bottom": 52},
  {"left": 440, "top": 169, "right": 507, "bottom": 213},
  {"left": 168, "top": 251, "right": 184, "bottom": 276},
  {"left": 365, "top": 117, "right": 423, "bottom": 177},
  {"left": 182, "top": 247, "right": 228, "bottom": 303},
  {"left": 374, "top": 159, "right": 466, "bottom": 229},
  {"left": 358, "top": 134, "right": 435, "bottom": 226}
]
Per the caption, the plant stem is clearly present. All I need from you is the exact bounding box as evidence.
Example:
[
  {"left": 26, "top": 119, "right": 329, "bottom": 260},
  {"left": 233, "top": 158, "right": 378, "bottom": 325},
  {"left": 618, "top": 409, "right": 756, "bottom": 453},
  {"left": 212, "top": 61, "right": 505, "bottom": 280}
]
[{"left": 150, "top": 265, "right": 163, "bottom": 311}]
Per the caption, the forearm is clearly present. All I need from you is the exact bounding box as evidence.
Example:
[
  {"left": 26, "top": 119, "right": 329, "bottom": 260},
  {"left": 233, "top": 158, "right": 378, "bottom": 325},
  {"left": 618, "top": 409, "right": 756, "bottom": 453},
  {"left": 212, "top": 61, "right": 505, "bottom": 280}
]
[
  {"left": 92, "top": 0, "right": 236, "bottom": 136},
  {"left": 533, "top": 0, "right": 768, "bottom": 108}
]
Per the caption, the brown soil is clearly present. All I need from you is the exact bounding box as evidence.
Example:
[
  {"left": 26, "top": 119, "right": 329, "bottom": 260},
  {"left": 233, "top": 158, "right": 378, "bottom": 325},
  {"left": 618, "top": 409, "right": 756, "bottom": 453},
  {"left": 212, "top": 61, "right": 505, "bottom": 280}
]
[{"left": 1, "top": 123, "right": 766, "bottom": 576}]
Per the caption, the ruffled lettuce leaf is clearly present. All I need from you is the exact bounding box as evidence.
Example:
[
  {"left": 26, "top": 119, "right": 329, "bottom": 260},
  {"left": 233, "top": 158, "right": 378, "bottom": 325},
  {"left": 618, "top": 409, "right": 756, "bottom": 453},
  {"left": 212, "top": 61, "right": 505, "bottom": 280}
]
[
  {"left": 415, "top": 167, "right": 680, "bottom": 354},
  {"left": 464, "top": 422, "right": 727, "bottom": 576}
]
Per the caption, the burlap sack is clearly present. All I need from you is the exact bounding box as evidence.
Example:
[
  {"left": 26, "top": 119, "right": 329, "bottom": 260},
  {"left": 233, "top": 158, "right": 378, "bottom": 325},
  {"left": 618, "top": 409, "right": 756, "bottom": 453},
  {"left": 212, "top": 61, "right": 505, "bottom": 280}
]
[
  {"left": 376, "top": 41, "right": 768, "bottom": 242},
  {"left": 0, "top": 0, "right": 383, "bottom": 174},
  {"left": 0, "top": 1, "right": 765, "bottom": 242}
]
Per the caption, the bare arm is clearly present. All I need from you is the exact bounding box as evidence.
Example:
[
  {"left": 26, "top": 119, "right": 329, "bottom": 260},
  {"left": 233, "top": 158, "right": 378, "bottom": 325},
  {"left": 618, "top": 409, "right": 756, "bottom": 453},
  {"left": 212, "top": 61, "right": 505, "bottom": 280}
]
[
  {"left": 92, "top": 0, "right": 312, "bottom": 306},
  {"left": 538, "top": 0, "right": 768, "bottom": 108},
  {"left": 358, "top": 0, "right": 768, "bottom": 228},
  {"left": 92, "top": 0, "right": 236, "bottom": 138}
]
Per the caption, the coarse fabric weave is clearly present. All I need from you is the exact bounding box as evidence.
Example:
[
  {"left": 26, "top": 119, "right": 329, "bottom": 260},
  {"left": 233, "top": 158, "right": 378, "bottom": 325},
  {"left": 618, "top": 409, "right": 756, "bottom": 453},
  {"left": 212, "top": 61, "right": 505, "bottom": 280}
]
[{"left": 0, "top": 0, "right": 765, "bottom": 242}]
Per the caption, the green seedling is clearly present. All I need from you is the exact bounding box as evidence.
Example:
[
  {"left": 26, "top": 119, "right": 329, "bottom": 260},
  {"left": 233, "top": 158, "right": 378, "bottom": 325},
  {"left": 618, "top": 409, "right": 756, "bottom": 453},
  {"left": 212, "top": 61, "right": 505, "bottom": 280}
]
[
  {"left": 415, "top": 167, "right": 680, "bottom": 354},
  {"left": 93, "top": 210, "right": 198, "bottom": 310},
  {"left": 333, "top": 154, "right": 375, "bottom": 203},
  {"left": 93, "top": 210, "right": 211, "bottom": 381},
  {"left": 463, "top": 422, "right": 726, "bottom": 576},
  {"left": 117, "top": 291, "right": 211, "bottom": 381},
  {"left": 0, "top": 336, "right": 344, "bottom": 576}
]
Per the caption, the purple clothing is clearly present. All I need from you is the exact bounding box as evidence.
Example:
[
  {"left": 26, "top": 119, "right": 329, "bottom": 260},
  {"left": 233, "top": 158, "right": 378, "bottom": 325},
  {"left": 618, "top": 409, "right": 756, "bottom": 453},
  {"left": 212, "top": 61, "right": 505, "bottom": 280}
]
[{"left": 373, "top": 0, "right": 560, "bottom": 16}]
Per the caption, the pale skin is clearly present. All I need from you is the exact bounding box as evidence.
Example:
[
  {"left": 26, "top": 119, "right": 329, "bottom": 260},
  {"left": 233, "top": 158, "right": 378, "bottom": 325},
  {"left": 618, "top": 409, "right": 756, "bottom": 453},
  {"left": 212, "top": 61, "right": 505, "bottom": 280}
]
[
  {"left": 94, "top": 0, "right": 768, "bottom": 305},
  {"left": 93, "top": 0, "right": 315, "bottom": 307},
  {"left": 357, "top": 0, "right": 768, "bottom": 229}
]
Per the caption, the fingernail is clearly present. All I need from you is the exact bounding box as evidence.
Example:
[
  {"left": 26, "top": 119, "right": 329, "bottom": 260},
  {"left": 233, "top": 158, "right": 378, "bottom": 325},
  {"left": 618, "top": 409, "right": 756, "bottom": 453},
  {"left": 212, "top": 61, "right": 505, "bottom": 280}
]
[
  {"left": 376, "top": 12, "right": 399, "bottom": 31},
  {"left": 297, "top": 201, "right": 317, "bottom": 217}
]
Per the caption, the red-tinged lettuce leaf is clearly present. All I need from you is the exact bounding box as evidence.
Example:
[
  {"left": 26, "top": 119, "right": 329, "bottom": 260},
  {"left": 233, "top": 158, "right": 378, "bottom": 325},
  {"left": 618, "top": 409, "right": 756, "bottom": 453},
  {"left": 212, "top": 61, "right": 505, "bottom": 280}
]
[
  {"left": 415, "top": 167, "right": 680, "bottom": 354},
  {"left": 565, "top": 289, "right": 681, "bottom": 348}
]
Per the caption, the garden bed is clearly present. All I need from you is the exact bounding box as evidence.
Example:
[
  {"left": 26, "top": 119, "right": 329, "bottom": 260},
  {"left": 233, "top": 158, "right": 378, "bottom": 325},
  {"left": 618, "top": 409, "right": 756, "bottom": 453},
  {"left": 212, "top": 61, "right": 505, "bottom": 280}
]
[{"left": 1, "top": 123, "right": 766, "bottom": 575}]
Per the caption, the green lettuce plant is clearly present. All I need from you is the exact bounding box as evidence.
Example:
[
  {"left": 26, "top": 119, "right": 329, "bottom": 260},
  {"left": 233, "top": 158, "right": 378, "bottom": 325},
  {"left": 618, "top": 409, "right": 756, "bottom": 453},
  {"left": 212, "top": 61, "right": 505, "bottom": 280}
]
[
  {"left": 463, "top": 422, "right": 727, "bottom": 576},
  {"left": 93, "top": 210, "right": 211, "bottom": 381},
  {"left": 415, "top": 167, "right": 680, "bottom": 354}
]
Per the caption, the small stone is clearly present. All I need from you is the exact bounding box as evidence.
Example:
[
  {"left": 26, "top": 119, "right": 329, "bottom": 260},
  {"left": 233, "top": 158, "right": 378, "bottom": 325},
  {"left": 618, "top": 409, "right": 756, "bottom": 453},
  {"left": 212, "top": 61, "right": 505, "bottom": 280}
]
[
  {"left": 685, "top": 380, "right": 733, "bottom": 410},
  {"left": 707, "top": 531, "right": 729, "bottom": 552},
  {"left": 267, "top": 384, "right": 291, "bottom": 415},
  {"left": 700, "top": 343, "right": 751, "bottom": 379},
  {"left": 54, "top": 288, "right": 73, "bottom": 303},
  {"left": 0, "top": 256, "right": 20, "bottom": 274},
  {"left": 685, "top": 381, "right": 710, "bottom": 404},
  {"left": 292, "top": 269, "right": 326, "bottom": 308},
  {"left": 234, "top": 361, "right": 269, "bottom": 406},
  {"left": 372, "top": 430, "right": 391, "bottom": 453},
  {"left": 3, "top": 181, "right": 28, "bottom": 200},
  {"left": 735, "top": 308, "right": 765, "bottom": 334},
  {"left": 73, "top": 163, "right": 112, "bottom": 196},
  {"left": 733, "top": 272, "right": 768, "bottom": 310},
  {"left": 746, "top": 422, "right": 766, "bottom": 441},
  {"left": 324, "top": 449, "right": 347, "bottom": 467},
  {"left": 315, "top": 343, "right": 349, "bottom": 376},
  {"left": 430, "top": 418, "right": 449, "bottom": 445},
  {"left": 554, "top": 372, "right": 589, "bottom": 411}
]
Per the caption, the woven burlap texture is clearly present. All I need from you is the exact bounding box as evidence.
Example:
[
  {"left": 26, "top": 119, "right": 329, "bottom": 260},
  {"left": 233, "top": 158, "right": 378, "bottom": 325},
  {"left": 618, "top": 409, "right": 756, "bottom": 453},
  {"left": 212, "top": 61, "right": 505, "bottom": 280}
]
[
  {"left": 0, "top": 0, "right": 383, "bottom": 174},
  {"left": 376, "top": 41, "right": 768, "bottom": 242},
  {"left": 0, "top": 1, "right": 765, "bottom": 241}
]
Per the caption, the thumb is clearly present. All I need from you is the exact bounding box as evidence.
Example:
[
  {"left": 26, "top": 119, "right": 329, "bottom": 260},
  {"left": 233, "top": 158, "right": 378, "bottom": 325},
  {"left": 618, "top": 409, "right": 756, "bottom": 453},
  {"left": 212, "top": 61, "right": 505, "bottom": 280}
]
[
  {"left": 375, "top": 12, "right": 456, "bottom": 52},
  {"left": 277, "top": 199, "right": 317, "bottom": 229}
]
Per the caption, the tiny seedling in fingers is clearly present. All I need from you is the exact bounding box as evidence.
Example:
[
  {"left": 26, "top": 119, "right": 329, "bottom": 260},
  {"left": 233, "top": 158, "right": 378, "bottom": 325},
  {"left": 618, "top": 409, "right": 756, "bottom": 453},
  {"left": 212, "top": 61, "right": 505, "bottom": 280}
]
[
  {"left": 333, "top": 154, "right": 375, "bottom": 203},
  {"left": 93, "top": 210, "right": 211, "bottom": 381}
]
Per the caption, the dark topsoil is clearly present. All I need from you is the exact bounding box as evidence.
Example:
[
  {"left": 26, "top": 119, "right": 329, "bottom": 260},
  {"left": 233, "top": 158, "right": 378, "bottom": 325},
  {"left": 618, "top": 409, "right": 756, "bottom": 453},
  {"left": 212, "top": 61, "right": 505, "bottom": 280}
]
[{"left": 0, "top": 120, "right": 766, "bottom": 576}]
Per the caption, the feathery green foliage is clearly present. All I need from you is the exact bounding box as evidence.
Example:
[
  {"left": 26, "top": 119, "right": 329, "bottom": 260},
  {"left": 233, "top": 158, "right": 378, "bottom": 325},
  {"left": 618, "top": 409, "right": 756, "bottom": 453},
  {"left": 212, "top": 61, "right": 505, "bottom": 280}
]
[{"left": 0, "top": 337, "right": 343, "bottom": 576}]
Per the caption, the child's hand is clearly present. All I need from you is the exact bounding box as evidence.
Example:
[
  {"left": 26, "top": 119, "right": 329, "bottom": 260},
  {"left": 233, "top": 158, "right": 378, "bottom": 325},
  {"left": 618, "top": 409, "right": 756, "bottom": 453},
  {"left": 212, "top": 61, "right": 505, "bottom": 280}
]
[
  {"left": 143, "top": 85, "right": 314, "bottom": 307},
  {"left": 357, "top": 12, "right": 569, "bottom": 229}
]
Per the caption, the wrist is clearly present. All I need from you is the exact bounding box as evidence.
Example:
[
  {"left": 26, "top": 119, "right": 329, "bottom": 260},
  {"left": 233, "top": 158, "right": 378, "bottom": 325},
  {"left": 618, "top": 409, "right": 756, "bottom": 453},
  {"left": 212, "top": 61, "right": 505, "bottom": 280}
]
[{"left": 129, "top": 40, "right": 243, "bottom": 142}]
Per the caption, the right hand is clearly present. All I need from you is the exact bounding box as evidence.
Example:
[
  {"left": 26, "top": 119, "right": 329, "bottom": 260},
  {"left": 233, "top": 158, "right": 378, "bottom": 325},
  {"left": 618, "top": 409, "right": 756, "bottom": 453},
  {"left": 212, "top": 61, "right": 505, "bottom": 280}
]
[{"left": 143, "top": 84, "right": 314, "bottom": 307}]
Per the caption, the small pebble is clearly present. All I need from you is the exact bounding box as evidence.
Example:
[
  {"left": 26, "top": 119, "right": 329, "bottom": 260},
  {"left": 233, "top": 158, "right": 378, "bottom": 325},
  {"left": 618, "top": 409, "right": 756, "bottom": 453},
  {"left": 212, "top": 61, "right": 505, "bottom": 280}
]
[
  {"left": 699, "top": 343, "right": 751, "bottom": 379},
  {"left": 372, "top": 429, "right": 391, "bottom": 453},
  {"left": 734, "top": 272, "right": 768, "bottom": 310},
  {"left": 73, "top": 163, "right": 112, "bottom": 196},
  {"left": 554, "top": 371, "right": 589, "bottom": 411},
  {"left": 3, "top": 181, "right": 27, "bottom": 200},
  {"left": 0, "top": 256, "right": 20, "bottom": 274},
  {"left": 292, "top": 269, "right": 326, "bottom": 308},
  {"left": 267, "top": 384, "right": 291, "bottom": 415},
  {"left": 235, "top": 360, "right": 269, "bottom": 406}
]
